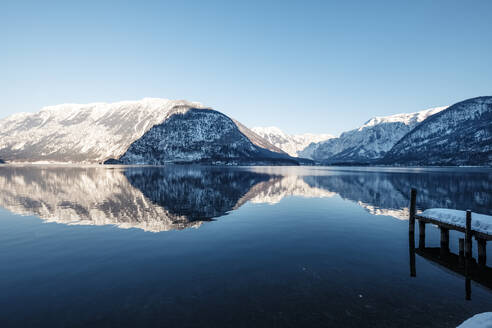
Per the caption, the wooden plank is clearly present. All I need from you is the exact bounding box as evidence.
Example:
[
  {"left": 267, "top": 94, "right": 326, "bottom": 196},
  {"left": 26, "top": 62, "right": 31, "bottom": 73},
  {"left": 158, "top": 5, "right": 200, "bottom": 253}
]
[
  {"left": 440, "top": 227, "right": 450, "bottom": 253},
  {"left": 415, "top": 215, "right": 466, "bottom": 232},
  {"left": 477, "top": 239, "right": 487, "bottom": 266},
  {"left": 418, "top": 220, "right": 426, "bottom": 249},
  {"left": 409, "top": 188, "right": 416, "bottom": 234},
  {"left": 474, "top": 231, "right": 492, "bottom": 241},
  {"left": 459, "top": 238, "right": 464, "bottom": 257},
  {"left": 466, "top": 210, "right": 472, "bottom": 258},
  {"left": 414, "top": 215, "right": 492, "bottom": 241},
  {"left": 459, "top": 238, "right": 465, "bottom": 268},
  {"left": 409, "top": 231, "right": 416, "bottom": 277}
]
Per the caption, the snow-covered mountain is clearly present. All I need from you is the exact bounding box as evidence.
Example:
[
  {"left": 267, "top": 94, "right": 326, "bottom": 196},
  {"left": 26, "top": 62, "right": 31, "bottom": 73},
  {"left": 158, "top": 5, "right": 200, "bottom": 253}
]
[
  {"left": 251, "top": 126, "right": 334, "bottom": 157},
  {"left": 117, "top": 108, "right": 293, "bottom": 165},
  {"left": 300, "top": 106, "right": 448, "bottom": 163},
  {"left": 0, "top": 98, "right": 296, "bottom": 165},
  {"left": 384, "top": 96, "right": 492, "bottom": 166}
]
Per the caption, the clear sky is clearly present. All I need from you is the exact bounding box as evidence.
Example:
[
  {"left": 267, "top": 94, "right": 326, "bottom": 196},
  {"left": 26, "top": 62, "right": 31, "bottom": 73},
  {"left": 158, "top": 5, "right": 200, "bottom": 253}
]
[{"left": 2, "top": 0, "right": 492, "bottom": 135}]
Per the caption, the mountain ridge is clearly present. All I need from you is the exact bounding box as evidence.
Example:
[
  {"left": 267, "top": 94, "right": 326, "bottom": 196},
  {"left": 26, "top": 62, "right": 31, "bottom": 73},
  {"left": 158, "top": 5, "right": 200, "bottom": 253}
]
[
  {"left": 0, "top": 96, "right": 489, "bottom": 166},
  {"left": 301, "top": 106, "right": 448, "bottom": 163},
  {"left": 0, "top": 98, "right": 297, "bottom": 165},
  {"left": 383, "top": 96, "right": 492, "bottom": 165}
]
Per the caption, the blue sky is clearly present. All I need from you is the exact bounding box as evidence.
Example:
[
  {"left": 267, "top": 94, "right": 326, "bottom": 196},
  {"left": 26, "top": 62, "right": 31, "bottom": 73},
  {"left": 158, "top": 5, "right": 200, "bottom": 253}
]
[{"left": 2, "top": 0, "right": 492, "bottom": 135}]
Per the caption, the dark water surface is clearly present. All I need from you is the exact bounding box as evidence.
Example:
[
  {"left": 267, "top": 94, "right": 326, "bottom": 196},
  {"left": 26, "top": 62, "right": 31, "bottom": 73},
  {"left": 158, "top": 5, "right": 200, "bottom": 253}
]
[{"left": 0, "top": 165, "right": 491, "bottom": 327}]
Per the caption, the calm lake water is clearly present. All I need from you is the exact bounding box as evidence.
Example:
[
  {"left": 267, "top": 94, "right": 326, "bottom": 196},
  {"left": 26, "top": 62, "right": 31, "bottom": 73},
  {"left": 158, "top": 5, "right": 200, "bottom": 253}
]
[{"left": 0, "top": 165, "right": 491, "bottom": 327}]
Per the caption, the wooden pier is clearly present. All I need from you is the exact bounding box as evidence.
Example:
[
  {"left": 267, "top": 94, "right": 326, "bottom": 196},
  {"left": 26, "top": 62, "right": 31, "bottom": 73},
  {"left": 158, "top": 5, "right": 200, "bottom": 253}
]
[{"left": 408, "top": 188, "right": 492, "bottom": 300}]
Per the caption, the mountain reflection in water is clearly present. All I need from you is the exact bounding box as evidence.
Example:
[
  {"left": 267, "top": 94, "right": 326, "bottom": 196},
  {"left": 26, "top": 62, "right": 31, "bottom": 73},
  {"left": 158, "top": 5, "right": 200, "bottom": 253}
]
[{"left": 0, "top": 166, "right": 490, "bottom": 232}]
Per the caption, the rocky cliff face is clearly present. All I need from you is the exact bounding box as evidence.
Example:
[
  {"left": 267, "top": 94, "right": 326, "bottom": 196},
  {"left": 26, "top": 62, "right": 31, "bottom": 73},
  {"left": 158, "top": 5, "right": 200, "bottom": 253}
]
[
  {"left": 383, "top": 97, "right": 492, "bottom": 166},
  {"left": 301, "top": 106, "right": 447, "bottom": 163}
]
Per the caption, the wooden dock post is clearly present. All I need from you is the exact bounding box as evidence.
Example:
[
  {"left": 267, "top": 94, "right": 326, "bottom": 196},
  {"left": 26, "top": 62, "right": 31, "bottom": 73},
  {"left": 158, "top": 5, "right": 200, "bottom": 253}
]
[
  {"left": 418, "top": 221, "right": 426, "bottom": 249},
  {"left": 465, "top": 209, "right": 472, "bottom": 301},
  {"left": 465, "top": 210, "right": 472, "bottom": 259},
  {"left": 440, "top": 228, "right": 450, "bottom": 253},
  {"left": 409, "top": 231, "right": 416, "bottom": 277},
  {"left": 459, "top": 238, "right": 465, "bottom": 267},
  {"left": 408, "top": 188, "right": 417, "bottom": 277},
  {"left": 477, "top": 238, "right": 487, "bottom": 266},
  {"left": 465, "top": 211, "right": 473, "bottom": 300},
  {"left": 459, "top": 238, "right": 465, "bottom": 257},
  {"left": 409, "top": 188, "right": 417, "bottom": 234}
]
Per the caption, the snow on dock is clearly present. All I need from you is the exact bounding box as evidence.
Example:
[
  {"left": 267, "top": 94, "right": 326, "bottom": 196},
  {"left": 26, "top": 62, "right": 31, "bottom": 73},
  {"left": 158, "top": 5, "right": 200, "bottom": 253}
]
[
  {"left": 457, "top": 312, "right": 492, "bottom": 328},
  {"left": 409, "top": 188, "right": 490, "bottom": 278},
  {"left": 408, "top": 189, "right": 491, "bottom": 301},
  {"left": 420, "top": 209, "right": 492, "bottom": 235}
]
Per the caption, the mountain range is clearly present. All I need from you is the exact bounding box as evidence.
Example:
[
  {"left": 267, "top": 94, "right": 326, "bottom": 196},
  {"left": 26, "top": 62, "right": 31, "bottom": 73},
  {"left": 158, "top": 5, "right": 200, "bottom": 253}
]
[
  {"left": 300, "top": 106, "right": 448, "bottom": 163},
  {"left": 0, "top": 98, "right": 299, "bottom": 165},
  {"left": 0, "top": 96, "right": 490, "bottom": 166},
  {"left": 254, "top": 97, "right": 491, "bottom": 166},
  {"left": 251, "top": 126, "right": 334, "bottom": 157}
]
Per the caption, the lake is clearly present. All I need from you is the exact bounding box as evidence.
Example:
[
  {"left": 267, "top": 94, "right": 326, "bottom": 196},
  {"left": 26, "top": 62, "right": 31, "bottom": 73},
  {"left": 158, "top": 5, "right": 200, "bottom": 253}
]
[{"left": 0, "top": 165, "right": 491, "bottom": 327}]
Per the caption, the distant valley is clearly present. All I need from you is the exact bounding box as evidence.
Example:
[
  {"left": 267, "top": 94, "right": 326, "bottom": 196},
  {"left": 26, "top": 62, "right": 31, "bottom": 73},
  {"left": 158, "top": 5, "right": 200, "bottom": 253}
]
[{"left": 251, "top": 126, "right": 334, "bottom": 157}]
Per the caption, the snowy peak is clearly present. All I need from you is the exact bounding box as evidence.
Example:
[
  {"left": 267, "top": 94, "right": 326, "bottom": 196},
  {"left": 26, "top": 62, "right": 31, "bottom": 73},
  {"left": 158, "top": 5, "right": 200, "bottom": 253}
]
[
  {"left": 360, "top": 106, "right": 448, "bottom": 130},
  {"left": 251, "top": 126, "right": 334, "bottom": 157},
  {"left": 251, "top": 126, "right": 288, "bottom": 138}
]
